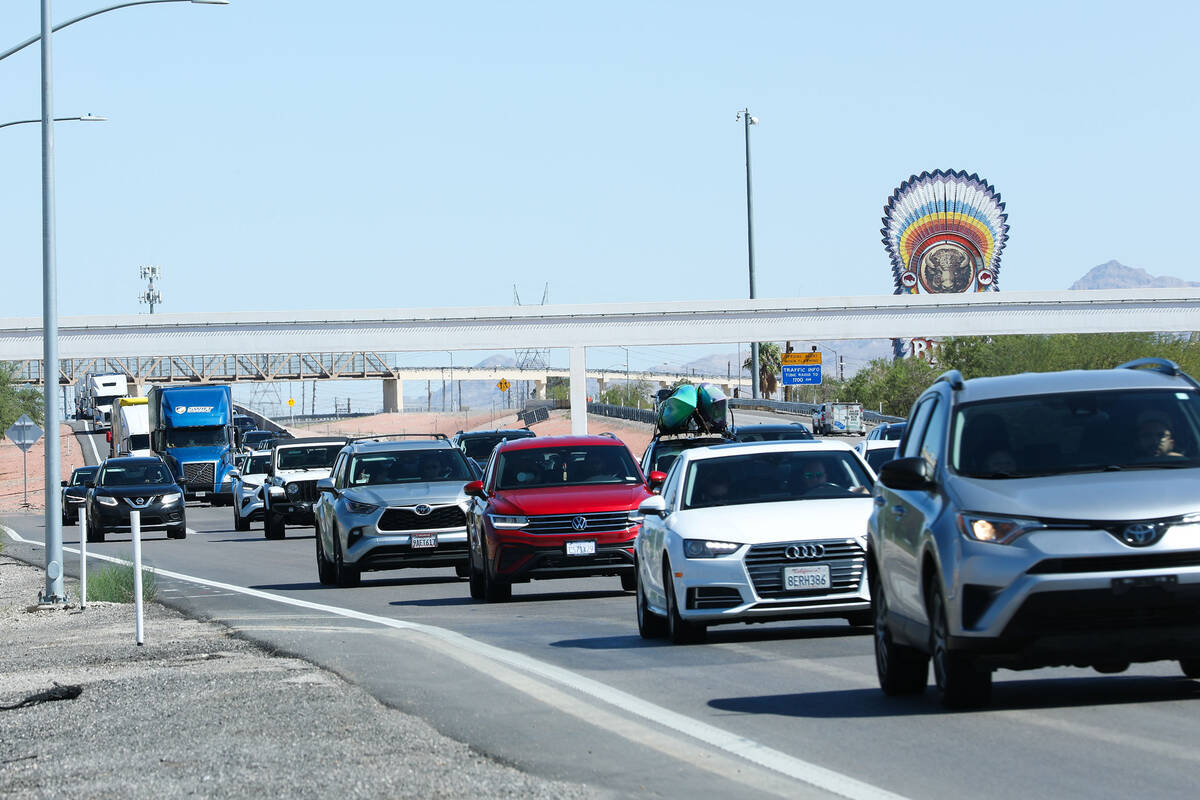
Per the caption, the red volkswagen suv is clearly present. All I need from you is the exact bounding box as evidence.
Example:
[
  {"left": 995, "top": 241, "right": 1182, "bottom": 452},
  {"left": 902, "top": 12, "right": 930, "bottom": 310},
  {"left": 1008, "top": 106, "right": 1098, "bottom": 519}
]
[{"left": 464, "top": 435, "right": 653, "bottom": 602}]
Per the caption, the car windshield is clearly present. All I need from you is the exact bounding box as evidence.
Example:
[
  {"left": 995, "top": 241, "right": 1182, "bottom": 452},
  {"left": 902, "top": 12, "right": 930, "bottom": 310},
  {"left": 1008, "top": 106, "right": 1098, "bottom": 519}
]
[
  {"left": 164, "top": 427, "right": 227, "bottom": 448},
  {"left": 952, "top": 389, "right": 1200, "bottom": 478},
  {"left": 128, "top": 434, "right": 150, "bottom": 451},
  {"left": 864, "top": 446, "right": 898, "bottom": 472},
  {"left": 735, "top": 427, "right": 813, "bottom": 441},
  {"left": 877, "top": 424, "right": 906, "bottom": 441},
  {"left": 460, "top": 434, "right": 515, "bottom": 461},
  {"left": 71, "top": 467, "right": 98, "bottom": 485},
  {"left": 246, "top": 454, "right": 270, "bottom": 474},
  {"left": 645, "top": 438, "right": 726, "bottom": 474},
  {"left": 276, "top": 445, "right": 344, "bottom": 471},
  {"left": 682, "top": 450, "right": 873, "bottom": 509},
  {"left": 496, "top": 445, "right": 642, "bottom": 489},
  {"left": 100, "top": 462, "right": 172, "bottom": 486},
  {"left": 348, "top": 449, "right": 472, "bottom": 486}
]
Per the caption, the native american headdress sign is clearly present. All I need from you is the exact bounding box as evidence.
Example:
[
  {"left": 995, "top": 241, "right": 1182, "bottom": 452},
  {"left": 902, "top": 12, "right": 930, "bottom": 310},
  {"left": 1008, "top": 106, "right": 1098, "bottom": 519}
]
[{"left": 881, "top": 170, "right": 1009, "bottom": 294}]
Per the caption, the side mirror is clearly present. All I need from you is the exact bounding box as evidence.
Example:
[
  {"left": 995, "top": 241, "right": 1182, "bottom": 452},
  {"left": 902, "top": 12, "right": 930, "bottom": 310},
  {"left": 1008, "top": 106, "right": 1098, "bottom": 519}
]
[
  {"left": 638, "top": 495, "right": 668, "bottom": 517},
  {"left": 85, "top": 481, "right": 96, "bottom": 489},
  {"left": 647, "top": 471, "right": 667, "bottom": 491},
  {"left": 60, "top": 480, "right": 68, "bottom": 487},
  {"left": 228, "top": 470, "right": 241, "bottom": 479},
  {"left": 879, "top": 457, "right": 935, "bottom": 491},
  {"left": 316, "top": 477, "right": 336, "bottom": 495},
  {"left": 464, "top": 480, "right": 485, "bottom": 498}
]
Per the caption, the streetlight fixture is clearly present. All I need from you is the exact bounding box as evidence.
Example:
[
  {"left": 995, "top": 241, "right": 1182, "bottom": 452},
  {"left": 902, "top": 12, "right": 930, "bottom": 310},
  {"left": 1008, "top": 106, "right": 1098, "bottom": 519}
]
[
  {"left": 0, "top": 0, "right": 229, "bottom": 603},
  {"left": 0, "top": 114, "right": 106, "bottom": 130},
  {"left": 736, "top": 108, "right": 760, "bottom": 399}
]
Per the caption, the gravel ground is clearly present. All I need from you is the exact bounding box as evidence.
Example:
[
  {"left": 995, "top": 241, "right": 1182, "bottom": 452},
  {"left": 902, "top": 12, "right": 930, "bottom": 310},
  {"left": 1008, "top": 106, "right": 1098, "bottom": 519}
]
[{"left": 0, "top": 554, "right": 600, "bottom": 799}]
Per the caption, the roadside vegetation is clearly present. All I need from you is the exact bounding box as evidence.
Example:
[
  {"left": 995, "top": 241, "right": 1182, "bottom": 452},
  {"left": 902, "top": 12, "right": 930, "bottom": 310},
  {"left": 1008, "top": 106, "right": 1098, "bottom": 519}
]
[
  {"left": 0, "top": 362, "right": 44, "bottom": 436},
  {"left": 86, "top": 564, "right": 158, "bottom": 603}
]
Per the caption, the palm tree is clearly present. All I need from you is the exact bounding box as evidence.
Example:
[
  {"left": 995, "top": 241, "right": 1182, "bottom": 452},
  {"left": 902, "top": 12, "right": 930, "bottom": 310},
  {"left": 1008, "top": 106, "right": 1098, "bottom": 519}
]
[{"left": 742, "top": 342, "right": 782, "bottom": 398}]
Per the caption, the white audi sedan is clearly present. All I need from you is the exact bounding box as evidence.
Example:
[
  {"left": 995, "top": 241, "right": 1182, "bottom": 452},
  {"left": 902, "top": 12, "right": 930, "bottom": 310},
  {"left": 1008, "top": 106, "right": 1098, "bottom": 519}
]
[{"left": 635, "top": 440, "right": 874, "bottom": 643}]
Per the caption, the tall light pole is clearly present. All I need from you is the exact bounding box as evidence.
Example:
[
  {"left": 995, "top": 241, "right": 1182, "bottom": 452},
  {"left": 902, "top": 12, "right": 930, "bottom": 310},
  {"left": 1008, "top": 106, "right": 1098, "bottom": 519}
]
[
  {"left": 0, "top": 0, "right": 229, "bottom": 603},
  {"left": 0, "top": 114, "right": 106, "bottom": 130},
  {"left": 737, "top": 108, "right": 760, "bottom": 398}
]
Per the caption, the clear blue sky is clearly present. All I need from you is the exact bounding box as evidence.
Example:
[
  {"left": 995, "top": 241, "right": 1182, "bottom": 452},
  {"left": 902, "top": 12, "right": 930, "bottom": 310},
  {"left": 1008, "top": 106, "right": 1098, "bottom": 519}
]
[{"left": 2, "top": 1, "right": 1197, "bottom": 388}]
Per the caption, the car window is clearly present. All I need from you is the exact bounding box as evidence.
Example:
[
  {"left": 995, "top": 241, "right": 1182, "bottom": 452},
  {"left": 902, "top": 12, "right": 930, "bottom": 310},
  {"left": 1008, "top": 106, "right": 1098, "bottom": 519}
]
[
  {"left": 919, "top": 399, "right": 946, "bottom": 472},
  {"left": 900, "top": 397, "right": 937, "bottom": 460},
  {"left": 348, "top": 449, "right": 472, "bottom": 486},
  {"left": 495, "top": 445, "right": 641, "bottom": 489},
  {"left": 247, "top": 454, "right": 271, "bottom": 474},
  {"left": 951, "top": 388, "right": 1200, "bottom": 478},
  {"left": 277, "top": 445, "right": 344, "bottom": 471},
  {"left": 682, "top": 451, "right": 873, "bottom": 509},
  {"left": 660, "top": 457, "right": 684, "bottom": 509},
  {"left": 72, "top": 467, "right": 98, "bottom": 485},
  {"left": 330, "top": 452, "right": 348, "bottom": 489},
  {"left": 864, "top": 446, "right": 899, "bottom": 472}
]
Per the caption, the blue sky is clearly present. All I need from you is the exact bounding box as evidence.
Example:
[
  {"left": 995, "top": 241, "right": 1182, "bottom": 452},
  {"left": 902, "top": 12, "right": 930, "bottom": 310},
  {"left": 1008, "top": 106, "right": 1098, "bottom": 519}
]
[{"left": 2, "top": 1, "right": 1197, "bottom": 395}]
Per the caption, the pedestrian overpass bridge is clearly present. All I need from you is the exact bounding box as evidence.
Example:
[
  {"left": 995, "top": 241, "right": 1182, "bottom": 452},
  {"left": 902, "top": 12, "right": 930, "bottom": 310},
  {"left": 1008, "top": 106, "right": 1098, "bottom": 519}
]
[{"left": 3, "top": 288, "right": 1197, "bottom": 432}]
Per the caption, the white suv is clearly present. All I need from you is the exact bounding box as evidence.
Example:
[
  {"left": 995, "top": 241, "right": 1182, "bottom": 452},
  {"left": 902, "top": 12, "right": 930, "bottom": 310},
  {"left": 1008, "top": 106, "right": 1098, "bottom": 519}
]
[{"left": 262, "top": 437, "right": 348, "bottom": 539}]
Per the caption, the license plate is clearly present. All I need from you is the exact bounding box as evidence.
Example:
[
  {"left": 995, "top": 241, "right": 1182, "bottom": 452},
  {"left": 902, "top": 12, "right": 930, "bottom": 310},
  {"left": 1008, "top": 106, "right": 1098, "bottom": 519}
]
[
  {"left": 783, "top": 564, "right": 831, "bottom": 591},
  {"left": 1112, "top": 574, "right": 1177, "bottom": 595},
  {"left": 566, "top": 540, "right": 596, "bottom": 556},
  {"left": 411, "top": 534, "right": 437, "bottom": 549},
  {"left": 195, "top": 491, "right": 207, "bottom": 498}
]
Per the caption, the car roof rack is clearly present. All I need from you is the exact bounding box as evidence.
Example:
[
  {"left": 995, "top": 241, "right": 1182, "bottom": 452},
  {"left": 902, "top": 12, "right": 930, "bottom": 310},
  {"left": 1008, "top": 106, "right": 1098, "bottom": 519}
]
[
  {"left": 597, "top": 432, "right": 618, "bottom": 439},
  {"left": 348, "top": 433, "right": 449, "bottom": 443},
  {"left": 934, "top": 369, "right": 964, "bottom": 391},
  {"left": 1118, "top": 357, "right": 1200, "bottom": 391}
]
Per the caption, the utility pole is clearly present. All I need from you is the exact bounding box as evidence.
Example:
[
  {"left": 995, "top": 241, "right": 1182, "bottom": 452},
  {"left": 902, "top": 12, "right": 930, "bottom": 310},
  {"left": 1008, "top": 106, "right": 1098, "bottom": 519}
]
[
  {"left": 737, "top": 108, "right": 760, "bottom": 399},
  {"left": 138, "top": 265, "right": 162, "bottom": 314}
]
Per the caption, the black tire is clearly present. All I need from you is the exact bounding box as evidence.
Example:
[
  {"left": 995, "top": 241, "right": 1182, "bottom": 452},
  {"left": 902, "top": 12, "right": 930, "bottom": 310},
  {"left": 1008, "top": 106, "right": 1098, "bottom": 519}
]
[
  {"left": 930, "top": 585, "right": 992, "bottom": 709},
  {"left": 479, "top": 541, "right": 511, "bottom": 602},
  {"left": 264, "top": 512, "right": 286, "bottom": 540},
  {"left": 845, "top": 611, "right": 873, "bottom": 628},
  {"left": 620, "top": 571, "right": 637, "bottom": 592},
  {"left": 468, "top": 542, "right": 486, "bottom": 600},
  {"left": 315, "top": 524, "right": 335, "bottom": 586},
  {"left": 664, "top": 562, "right": 705, "bottom": 644},
  {"left": 86, "top": 517, "right": 105, "bottom": 544},
  {"left": 454, "top": 562, "right": 470, "bottom": 579},
  {"left": 167, "top": 525, "right": 187, "bottom": 540},
  {"left": 234, "top": 506, "right": 250, "bottom": 532},
  {"left": 872, "top": 570, "right": 928, "bottom": 696},
  {"left": 636, "top": 562, "right": 667, "bottom": 639},
  {"left": 333, "top": 537, "right": 360, "bottom": 588},
  {"left": 1180, "top": 659, "right": 1200, "bottom": 679}
]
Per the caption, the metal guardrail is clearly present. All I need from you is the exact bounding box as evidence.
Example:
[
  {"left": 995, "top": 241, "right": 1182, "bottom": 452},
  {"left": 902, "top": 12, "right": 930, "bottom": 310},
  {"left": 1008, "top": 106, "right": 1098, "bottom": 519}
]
[
  {"left": 588, "top": 403, "right": 656, "bottom": 425},
  {"left": 588, "top": 398, "right": 906, "bottom": 428}
]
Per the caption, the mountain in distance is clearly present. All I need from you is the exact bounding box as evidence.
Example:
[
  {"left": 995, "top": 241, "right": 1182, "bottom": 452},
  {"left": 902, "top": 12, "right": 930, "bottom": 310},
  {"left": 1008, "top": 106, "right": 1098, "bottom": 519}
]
[
  {"left": 473, "top": 354, "right": 518, "bottom": 368},
  {"left": 1070, "top": 260, "right": 1200, "bottom": 290}
]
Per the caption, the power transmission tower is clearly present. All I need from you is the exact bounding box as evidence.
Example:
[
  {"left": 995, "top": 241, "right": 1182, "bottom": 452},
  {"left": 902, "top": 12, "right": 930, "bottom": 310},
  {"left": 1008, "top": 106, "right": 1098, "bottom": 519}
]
[{"left": 513, "top": 283, "right": 551, "bottom": 408}]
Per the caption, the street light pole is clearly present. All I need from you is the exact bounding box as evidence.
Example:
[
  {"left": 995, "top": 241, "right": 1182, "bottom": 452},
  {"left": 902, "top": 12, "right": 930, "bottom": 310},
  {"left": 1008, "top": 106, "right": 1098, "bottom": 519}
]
[
  {"left": 737, "top": 108, "right": 760, "bottom": 399},
  {"left": 0, "top": 114, "right": 106, "bottom": 130}
]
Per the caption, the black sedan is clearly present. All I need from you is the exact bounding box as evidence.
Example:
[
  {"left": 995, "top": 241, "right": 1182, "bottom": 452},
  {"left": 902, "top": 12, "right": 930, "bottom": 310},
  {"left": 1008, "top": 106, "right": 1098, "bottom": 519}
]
[
  {"left": 85, "top": 457, "right": 187, "bottom": 542},
  {"left": 60, "top": 465, "right": 98, "bottom": 526}
]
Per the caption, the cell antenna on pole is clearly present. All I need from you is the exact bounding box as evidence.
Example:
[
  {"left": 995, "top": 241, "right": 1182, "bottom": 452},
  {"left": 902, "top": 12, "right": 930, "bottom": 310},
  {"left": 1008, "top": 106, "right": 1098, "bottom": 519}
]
[{"left": 138, "top": 265, "right": 163, "bottom": 314}]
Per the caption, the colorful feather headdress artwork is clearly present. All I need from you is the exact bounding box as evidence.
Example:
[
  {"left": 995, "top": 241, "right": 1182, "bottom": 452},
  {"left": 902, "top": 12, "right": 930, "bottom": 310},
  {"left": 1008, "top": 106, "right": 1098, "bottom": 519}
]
[{"left": 881, "top": 170, "right": 1009, "bottom": 294}]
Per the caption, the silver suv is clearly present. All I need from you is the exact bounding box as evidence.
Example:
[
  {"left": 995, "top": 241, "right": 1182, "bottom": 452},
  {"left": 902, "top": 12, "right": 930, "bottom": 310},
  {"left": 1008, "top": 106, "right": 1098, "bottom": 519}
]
[
  {"left": 313, "top": 438, "right": 475, "bottom": 587},
  {"left": 869, "top": 358, "right": 1200, "bottom": 708}
]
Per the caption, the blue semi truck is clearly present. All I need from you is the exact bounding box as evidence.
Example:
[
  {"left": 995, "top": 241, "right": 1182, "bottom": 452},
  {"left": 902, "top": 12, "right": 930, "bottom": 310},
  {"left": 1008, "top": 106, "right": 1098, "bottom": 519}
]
[{"left": 147, "top": 384, "right": 237, "bottom": 505}]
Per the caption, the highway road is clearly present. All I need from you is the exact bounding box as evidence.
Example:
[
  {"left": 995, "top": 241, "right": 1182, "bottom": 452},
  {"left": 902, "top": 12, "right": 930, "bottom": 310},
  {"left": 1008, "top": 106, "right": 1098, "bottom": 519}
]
[{"left": 5, "top": 424, "right": 1200, "bottom": 799}]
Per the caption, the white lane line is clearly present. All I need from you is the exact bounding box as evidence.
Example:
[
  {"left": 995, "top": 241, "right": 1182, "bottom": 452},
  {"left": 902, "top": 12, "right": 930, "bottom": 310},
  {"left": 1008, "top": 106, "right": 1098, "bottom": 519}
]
[
  {"left": 83, "top": 428, "right": 101, "bottom": 465},
  {"left": 1, "top": 523, "right": 904, "bottom": 800}
]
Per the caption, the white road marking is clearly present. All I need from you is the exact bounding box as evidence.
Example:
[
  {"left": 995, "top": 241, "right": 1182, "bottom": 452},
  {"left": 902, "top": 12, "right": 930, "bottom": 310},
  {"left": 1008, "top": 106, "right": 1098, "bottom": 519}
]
[
  {"left": 1, "top": 522, "right": 904, "bottom": 800},
  {"left": 83, "top": 428, "right": 101, "bottom": 465}
]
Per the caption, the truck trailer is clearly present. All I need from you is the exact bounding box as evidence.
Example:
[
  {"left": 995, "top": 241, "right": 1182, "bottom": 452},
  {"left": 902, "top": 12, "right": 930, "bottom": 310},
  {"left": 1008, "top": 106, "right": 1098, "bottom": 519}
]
[
  {"left": 110, "top": 397, "right": 152, "bottom": 457},
  {"left": 78, "top": 372, "right": 129, "bottom": 429},
  {"left": 146, "top": 384, "right": 237, "bottom": 504}
]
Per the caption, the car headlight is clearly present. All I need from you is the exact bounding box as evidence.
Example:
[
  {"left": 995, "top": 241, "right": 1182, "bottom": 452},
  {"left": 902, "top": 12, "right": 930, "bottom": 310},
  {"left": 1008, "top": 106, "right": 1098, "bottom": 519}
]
[
  {"left": 488, "top": 514, "right": 528, "bottom": 530},
  {"left": 345, "top": 499, "right": 379, "bottom": 515},
  {"left": 957, "top": 513, "right": 1041, "bottom": 545},
  {"left": 683, "top": 539, "right": 741, "bottom": 558},
  {"left": 286, "top": 483, "right": 300, "bottom": 497},
  {"left": 160, "top": 492, "right": 182, "bottom": 505},
  {"left": 96, "top": 495, "right": 118, "bottom": 507}
]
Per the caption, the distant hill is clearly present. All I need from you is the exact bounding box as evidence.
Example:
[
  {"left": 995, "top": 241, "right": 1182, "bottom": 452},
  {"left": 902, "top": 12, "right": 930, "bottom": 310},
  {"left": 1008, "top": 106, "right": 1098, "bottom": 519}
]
[{"left": 1070, "top": 260, "right": 1200, "bottom": 290}]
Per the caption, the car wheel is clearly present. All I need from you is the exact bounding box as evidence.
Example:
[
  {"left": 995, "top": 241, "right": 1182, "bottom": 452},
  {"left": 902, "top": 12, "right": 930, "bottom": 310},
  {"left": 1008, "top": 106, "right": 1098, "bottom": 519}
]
[
  {"left": 930, "top": 584, "right": 992, "bottom": 709},
  {"left": 620, "top": 571, "right": 637, "bottom": 592},
  {"left": 664, "top": 561, "right": 705, "bottom": 644},
  {"left": 845, "top": 611, "right": 873, "bottom": 628},
  {"left": 636, "top": 562, "right": 667, "bottom": 639},
  {"left": 265, "top": 512, "right": 286, "bottom": 540},
  {"left": 454, "top": 562, "right": 470, "bottom": 579},
  {"left": 468, "top": 542, "right": 486, "bottom": 600},
  {"left": 86, "top": 516, "right": 105, "bottom": 544},
  {"left": 479, "top": 541, "right": 511, "bottom": 602},
  {"left": 234, "top": 504, "right": 250, "bottom": 532},
  {"left": 315, "top": 523, "right": 336, "bottom": 586},
  {"left": 1180, "top": 659, "right": 1200, "bottom": 679},
  {"left": 872, "top": 569, "right": 928, "bottom": 696},
  {"left": 167, "top": 525, "right": 187, "bottom": 540},
  {"left": 333, "top": 536, "right": 360, "bottom": 588}
]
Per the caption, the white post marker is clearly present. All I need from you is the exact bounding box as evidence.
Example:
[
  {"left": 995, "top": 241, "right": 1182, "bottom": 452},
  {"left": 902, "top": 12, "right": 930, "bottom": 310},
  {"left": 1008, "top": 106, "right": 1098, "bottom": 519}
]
[
  {"left": 131, "top": 509, "right": 144, "bottom": 646},
  {"left": 79, "top": 504, "right": 87, "bottom": 610}
]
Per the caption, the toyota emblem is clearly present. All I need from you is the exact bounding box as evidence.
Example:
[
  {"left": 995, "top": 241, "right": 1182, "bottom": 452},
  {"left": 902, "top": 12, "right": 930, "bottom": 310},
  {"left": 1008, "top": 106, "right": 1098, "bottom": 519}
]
[
  {"left": 1121, "top": 523, "right": 1160, "bottom": 547},
  {"left": 785, "top": 543, "right": 824, "bottom": 560},
  {"left": 571, "top": 516, "right": 588, "bottom": 531},
  {"left": 414, "top": 504, "right": 433, "bottom": 516}
]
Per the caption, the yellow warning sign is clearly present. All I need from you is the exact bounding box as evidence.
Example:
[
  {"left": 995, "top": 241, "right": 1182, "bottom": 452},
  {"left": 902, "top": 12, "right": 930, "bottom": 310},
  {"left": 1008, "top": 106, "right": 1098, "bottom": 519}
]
[
  {"left": 497, "top": 379, "right": 511, "bottom": 392},
  {"left": 287, "top": 398, "right": 295, "bottom": 407},
  {"left": 782, "top": 352, "right": 822, "bottom": 365}
]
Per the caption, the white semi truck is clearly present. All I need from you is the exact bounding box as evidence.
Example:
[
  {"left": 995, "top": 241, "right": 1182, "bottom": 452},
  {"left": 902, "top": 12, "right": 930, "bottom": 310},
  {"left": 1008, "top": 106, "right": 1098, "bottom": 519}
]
[
  {"left": 110, "top": 396, "right": 152, "bottom": 457},
  {"left": 78, "top": 372, "right": 130, "bottom": 429}
]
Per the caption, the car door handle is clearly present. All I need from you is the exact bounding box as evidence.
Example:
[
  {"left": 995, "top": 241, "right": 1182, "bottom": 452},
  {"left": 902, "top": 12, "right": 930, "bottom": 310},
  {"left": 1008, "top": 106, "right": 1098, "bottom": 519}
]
[
  {"left": 874, "top": 495, "right": 885, "bottom": 507},
  {"left": 891, "top": 505, "right": 906, "bottom": 517}
]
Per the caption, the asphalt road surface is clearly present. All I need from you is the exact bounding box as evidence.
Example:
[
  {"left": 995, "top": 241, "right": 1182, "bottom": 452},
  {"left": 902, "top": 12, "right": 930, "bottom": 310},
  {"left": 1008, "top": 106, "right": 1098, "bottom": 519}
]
[{"left": 6, "top": 425, "right": 1200, "bottom": 799}]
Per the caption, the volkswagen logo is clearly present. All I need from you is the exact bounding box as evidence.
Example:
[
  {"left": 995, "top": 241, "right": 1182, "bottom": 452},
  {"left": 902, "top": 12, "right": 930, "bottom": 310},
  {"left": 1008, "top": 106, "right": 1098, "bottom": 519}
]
[
  {"left": 1121, "top": 523, "right": 1160, "bottom": 547},
  {"left": 571, "top": 516, "right": 588, "bottom": 531},
  {"left": 785, "top": 543, "right": 824, "bottom": 560},
  {"left": 413, "top": 504, "right": 433, "bottom": 516}
]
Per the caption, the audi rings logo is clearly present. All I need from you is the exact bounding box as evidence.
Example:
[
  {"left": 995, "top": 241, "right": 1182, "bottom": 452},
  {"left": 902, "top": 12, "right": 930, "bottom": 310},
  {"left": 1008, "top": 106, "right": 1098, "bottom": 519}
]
[
  {"left": 571, "top": 516, "right": 589, "bottom": 531},
  {"left": 413, "top": 504, "right": 433, "bottom": 516},
  {"left": 785, "top": 543, "right": 824, "bottom": 560},
  {"left": 1121, "top": 523, "right": 1160, "bottom": 547}
]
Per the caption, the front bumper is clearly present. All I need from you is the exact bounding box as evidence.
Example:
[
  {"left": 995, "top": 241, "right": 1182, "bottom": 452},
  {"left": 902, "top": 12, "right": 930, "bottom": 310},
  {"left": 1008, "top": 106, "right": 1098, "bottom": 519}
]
[
  {"left": 347, "top": 528, "right": 469, "bottom": 571},
  {"left": 91, "top": 502, "right": 185, "bottom": 531},
  {"left": 489, "top": 526, "right": 638, "bottom": 581},
  {"left": 673, "top": 537, "right": 870, "bottom": 626},
  {"left": 267, "top": 500, "right": 315, "bottom": 524},
  {"left": 945, "top": 525, "right": 1200, "bottom": 669}
]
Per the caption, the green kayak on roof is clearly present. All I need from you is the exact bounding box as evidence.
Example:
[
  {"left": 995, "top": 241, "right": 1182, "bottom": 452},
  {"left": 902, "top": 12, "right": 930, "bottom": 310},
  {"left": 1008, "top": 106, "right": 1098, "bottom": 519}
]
[
  {"left": 697, "top": 383, "right": 729, "bottom": 431},
  {"left": 657, "top": 384, "right": 698, "bottom": 433}
]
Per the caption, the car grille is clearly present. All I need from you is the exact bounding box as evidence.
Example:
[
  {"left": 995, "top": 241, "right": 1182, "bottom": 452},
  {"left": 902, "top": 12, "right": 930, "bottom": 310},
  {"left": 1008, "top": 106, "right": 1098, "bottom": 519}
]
[
  {"left": 688, "top": 587, "right": 743, "bottom": 610},
  {"left": 122, "top": 496, "right": 159, "bottom": 508},
  {"left": 1028, "top": 551, "right": 1200, "bottom": 574},
  {"left": 181, "top": 461, "right": 215, "bottom": 489},
  {"left": 524, "top": 511, "right": 634, "bottom": 535},
  {"left": 378, "top": 506, "right": 466, "bottom": 531},
  {"left": 744, "top": 538, "right": 865, "bottom": 598},
  {"left": 1003, "top": 586, "right": 1200, "bottom": 637},
  {"left": 286, "top": 480, "right": 319, "bottom": 502}
]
